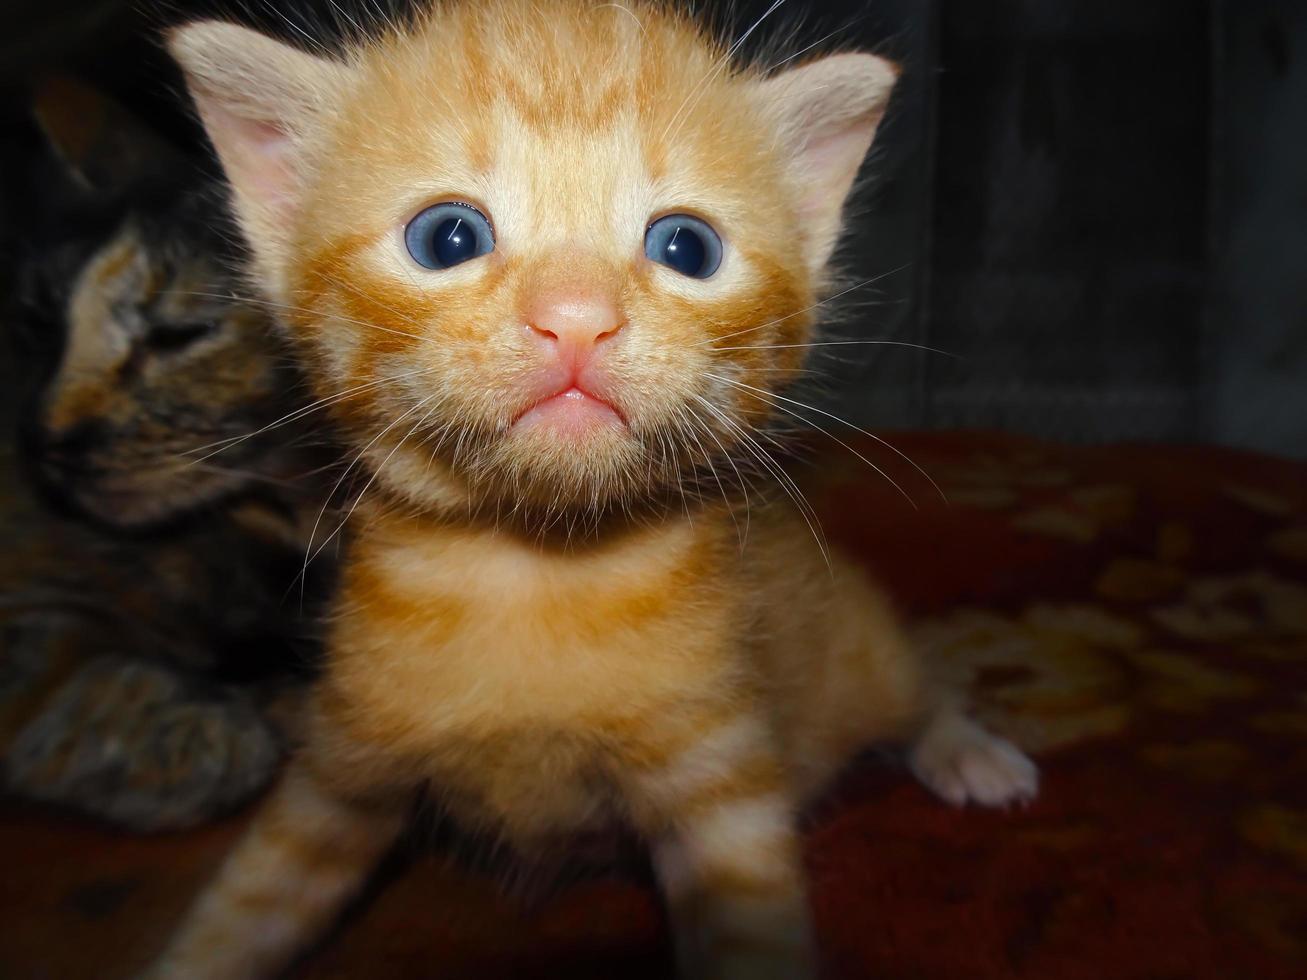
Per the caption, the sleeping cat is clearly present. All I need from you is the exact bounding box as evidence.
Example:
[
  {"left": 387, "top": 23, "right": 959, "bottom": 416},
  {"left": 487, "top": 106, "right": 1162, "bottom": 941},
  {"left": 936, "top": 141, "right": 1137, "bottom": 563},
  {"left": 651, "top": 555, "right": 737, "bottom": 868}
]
[
  {"left": 0, "top": 78, "right": 325, "bottom": 830},
  {"left": 156, "top": 2, "right": 1038, "bottom": 976}
]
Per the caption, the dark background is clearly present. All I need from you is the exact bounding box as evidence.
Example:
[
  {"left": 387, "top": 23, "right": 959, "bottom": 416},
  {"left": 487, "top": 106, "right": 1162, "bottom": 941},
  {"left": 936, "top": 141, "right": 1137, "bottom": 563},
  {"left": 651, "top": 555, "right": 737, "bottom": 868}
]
[{"left": 2, "top": 0, "right": 1303, "bottom": 457}]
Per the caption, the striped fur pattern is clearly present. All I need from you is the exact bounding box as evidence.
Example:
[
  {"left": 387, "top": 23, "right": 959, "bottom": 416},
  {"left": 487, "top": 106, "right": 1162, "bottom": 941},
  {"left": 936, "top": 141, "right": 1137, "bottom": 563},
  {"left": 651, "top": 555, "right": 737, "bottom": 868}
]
[
  {"left": 0, "top": 81, "right": 325, "bottom": 832},
  {"left": 158, "top": 3, "right": 1038, "bottom": 976}
]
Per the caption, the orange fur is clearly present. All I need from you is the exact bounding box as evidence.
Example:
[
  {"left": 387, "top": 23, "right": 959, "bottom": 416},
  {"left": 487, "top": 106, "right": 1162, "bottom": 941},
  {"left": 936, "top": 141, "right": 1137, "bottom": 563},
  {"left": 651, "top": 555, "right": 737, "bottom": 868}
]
[{"left": 157, "top": 4, "right": 1036, "bottom": 978}]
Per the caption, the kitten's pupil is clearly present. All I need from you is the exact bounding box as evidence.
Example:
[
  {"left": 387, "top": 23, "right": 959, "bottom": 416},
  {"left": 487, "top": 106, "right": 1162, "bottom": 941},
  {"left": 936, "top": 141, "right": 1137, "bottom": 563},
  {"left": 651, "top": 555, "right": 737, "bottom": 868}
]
[
  {"left": 645, "top": 214, "right": 722, "bottom": 279},
  {"left": 405, "top": 202, "right": 494, "bottom": 270},
  {"left": 664, "top": 227, "right": 703, "bottom": 277},
  {"left": 435, "top": 218, "right": 475, "bottom": 267}
]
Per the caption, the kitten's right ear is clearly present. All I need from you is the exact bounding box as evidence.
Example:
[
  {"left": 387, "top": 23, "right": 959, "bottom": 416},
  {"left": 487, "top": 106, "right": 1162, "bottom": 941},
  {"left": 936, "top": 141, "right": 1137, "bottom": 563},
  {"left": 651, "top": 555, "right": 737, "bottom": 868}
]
[{"left": 167, "top": 22, "right": 347, "bottom": 281}]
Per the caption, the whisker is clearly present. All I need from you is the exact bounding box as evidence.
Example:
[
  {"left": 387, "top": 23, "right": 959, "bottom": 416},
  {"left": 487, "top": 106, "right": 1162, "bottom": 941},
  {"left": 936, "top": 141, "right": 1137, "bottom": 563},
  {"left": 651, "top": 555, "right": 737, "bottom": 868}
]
[
  {"left": 708, "top": 339, "right": 957, "bottom": 358},
  {"left": 173, "top": 290, "right": 429, "bottom": 344},
  {"left": 679, "top": 404, "right": 742, "bottom": 548},
  {"left": 688, "top": 402, "right": 753, "bottom": 548},
  {"left": 307, "top": 398, "right": 440, "bottom": 570},
  {"left": 763, "top": 18, "right": 862, "bottom": 72},
  {"left": 187, "top": 462, "right": 311, "bottom": 491},
  {"left": 662, "top": 0, "right": 788, "bottom": 144},
  {"left": 695, "top": 267, "right": 908, "bottom": 347},
  {"left": 597, "top": 3, "right": 647, "bottom": 36},
  {"left": 705, "top": 372, "right": 945, "bottom": 506},
  {"left": 180, "top": 366, "right": 439, "bottom": 464},
  {"left": 299, "top": 393, "right": 439, "bottom": 600},
  {"left": 311, "top": 269, "right": 432, "bottom": 333},
  {"left": 693, "top": 393, "right": 830, "bottom": 570}
]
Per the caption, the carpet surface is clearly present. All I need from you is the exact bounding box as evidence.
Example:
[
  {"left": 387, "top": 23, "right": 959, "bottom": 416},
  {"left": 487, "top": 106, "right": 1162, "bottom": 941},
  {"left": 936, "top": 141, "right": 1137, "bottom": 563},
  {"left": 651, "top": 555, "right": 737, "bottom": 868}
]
[{"left": 2, "top": 431, "right": 1305, "bottom": 979}]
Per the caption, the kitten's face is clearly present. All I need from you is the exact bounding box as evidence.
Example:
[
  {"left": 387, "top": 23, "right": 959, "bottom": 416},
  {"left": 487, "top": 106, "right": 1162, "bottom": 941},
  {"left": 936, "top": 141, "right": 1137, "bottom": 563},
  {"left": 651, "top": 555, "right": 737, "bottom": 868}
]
[
  {"left": 172, "top": 2, "right": 896, "bottom": 519},
  {"left": 31, "top": 220, "right": 289, "bottom": 526}
]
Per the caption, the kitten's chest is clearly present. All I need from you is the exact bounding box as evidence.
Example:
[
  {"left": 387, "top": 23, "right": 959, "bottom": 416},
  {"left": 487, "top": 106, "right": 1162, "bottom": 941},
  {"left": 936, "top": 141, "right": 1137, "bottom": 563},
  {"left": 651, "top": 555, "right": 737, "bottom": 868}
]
[{"left": 324, "top": 515, "right": 738, "bottom": 758}]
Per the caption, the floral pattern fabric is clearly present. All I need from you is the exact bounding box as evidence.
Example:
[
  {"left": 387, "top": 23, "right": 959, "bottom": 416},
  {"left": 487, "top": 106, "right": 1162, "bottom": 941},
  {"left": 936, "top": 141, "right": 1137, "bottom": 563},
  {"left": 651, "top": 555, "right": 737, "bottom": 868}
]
[{"left": 1, "top": 432, "right": 1304, "bottom": 978}]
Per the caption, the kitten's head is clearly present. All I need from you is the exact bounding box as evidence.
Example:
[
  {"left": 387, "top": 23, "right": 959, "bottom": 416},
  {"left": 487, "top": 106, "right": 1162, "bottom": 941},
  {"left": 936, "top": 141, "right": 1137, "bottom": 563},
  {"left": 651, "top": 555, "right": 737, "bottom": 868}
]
[
  {"left": 169, "top": 1, "right": 896, "bottom": 522},
  {"left": 21, "top": 79, "right": 295, "bottom": 527}
]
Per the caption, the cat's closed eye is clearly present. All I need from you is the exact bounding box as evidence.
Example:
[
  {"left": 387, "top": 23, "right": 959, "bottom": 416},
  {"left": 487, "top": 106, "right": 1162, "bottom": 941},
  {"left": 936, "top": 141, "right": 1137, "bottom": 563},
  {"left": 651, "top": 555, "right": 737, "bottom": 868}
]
[
  {"left": 404, "top": 202, "right": 495, "bottom": 270},
  {"left": 144, "top": 320, "right": 219, "bottom": 353}
]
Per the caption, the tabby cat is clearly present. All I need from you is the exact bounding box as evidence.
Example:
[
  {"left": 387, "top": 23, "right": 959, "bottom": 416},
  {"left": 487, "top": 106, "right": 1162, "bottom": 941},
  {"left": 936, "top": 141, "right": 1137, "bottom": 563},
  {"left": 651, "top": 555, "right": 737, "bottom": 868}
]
[
  {"left": 156, "top": 3, "right": 1038, "bottom": 976},
  {"left": 0, "top": 78, "right": 324, "bottom": 831}
]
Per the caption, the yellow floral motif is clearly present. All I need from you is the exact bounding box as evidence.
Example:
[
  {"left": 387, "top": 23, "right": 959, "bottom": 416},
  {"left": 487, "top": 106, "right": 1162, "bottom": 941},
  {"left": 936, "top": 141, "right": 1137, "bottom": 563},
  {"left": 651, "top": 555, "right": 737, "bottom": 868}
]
[
  {"left": 936, "top": 453, "right": 1072, "bottom": 492},
  {"left": 1012, "top": 508, "right": 1099, "bottom": 543},
  {"left": 1223, "top": 484, "right": 1295, "bottom": 518},
  {"left": 1155, "top": 522, "right": 1195, "bottom": 563},
  {"left": 1095, "top": 558, "right": 1185, "bottom": 602},
  {"left": 1267, "top": 526, "right": 1307, "bottom": 562},
  {"left": 1140, "top": 740, "right": 1250, "bottom": 781},
  {"left": 1068, "top": 484, "right": 1137, "bottom": 525},
  {"left": 946, "top": 486, "right": 1018, "bottom": 510},
  {"left": 1251, "top": 712, "right": 1307, "bottom": 737},
  {"left": 914, "top": 606, "right": 1135, "bottom": 751},
  {"left": 1022, "top": 604, "right": 1143, "bottom": 648},
  {"left": 1238, "top": 805, "right": 1307, "bottom": 872},
  {"left": 1216, "top": 890, "right": 1307, "bottom": 959},
  {"left": 1126, "top": 649, "right": 1260, "bottom": 713},
  {"left": 1238, "top": 640, "right": 1307, "bottom": 663},
  {"left": 1154, "top": 572, "right": 1307, "bottom": 641},
  {"left": 1010, "top": 485, "right": 1137, "bottom": 544},
  {"left": 1020, "top": 469, "right": 1076, "bottom": 489}
]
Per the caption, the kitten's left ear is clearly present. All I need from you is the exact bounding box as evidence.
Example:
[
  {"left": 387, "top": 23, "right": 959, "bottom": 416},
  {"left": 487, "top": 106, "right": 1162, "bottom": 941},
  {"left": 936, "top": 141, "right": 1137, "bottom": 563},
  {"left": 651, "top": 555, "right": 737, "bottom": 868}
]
[{"left": 754, "top": 53, "right": 899, "bottom": 275}]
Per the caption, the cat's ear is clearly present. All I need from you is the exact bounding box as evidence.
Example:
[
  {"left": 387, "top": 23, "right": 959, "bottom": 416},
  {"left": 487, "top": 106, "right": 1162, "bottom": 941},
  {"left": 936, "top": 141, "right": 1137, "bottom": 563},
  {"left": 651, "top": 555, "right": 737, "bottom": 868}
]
[
  {"left": 167, "top": 22, "right": 348, "bottom": 284},
  {"left": 32, "top": 75, "right": 188, "bottom": 194},
  {"left": 755, "top": 53, "right": 899, "bottom": 274}
]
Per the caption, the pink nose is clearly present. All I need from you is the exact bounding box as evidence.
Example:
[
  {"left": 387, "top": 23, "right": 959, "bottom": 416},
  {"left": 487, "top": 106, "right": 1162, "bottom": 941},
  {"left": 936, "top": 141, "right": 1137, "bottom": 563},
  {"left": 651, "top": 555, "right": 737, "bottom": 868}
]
[{"left": 525, "top": 291, "right": 623, "bottom": 370}]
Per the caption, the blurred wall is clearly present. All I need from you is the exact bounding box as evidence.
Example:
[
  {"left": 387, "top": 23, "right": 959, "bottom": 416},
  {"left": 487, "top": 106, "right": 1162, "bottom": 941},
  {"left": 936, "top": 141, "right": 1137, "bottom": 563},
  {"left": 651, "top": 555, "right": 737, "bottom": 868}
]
[
  {"left": 828, "top": 0, "right": 1304, "bottom": 459},
  {"left": 1205, "top": 0, "right": 1307, "bottom": 457}
]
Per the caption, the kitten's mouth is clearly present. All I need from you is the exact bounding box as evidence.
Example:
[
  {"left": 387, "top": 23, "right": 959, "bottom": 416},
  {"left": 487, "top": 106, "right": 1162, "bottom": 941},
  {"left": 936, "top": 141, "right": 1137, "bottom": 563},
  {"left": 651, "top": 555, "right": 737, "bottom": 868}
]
[{"left": 512, "top": 386, "right": 626, "bottom": 435}]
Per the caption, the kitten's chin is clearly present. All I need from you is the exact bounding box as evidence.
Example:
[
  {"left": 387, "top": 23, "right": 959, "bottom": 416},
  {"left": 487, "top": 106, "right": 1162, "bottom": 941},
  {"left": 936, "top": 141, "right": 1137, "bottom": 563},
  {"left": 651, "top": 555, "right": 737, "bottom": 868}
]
[{"left": 371, "top": 411, "right": 659, "bottom": 519}]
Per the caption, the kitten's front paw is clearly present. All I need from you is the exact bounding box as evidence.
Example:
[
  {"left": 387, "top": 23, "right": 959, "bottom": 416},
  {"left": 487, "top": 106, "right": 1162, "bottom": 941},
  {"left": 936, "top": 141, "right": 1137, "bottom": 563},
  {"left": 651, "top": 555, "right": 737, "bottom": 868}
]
[{"left": 908, "top": 710, "right": 1038, "bottom": 808}]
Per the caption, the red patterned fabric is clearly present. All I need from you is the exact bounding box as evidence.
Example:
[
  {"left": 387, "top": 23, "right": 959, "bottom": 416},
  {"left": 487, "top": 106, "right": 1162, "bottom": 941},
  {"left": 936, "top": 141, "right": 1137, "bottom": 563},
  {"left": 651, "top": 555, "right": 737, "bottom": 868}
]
[{"left": 2, "top": 432, "right": 1304, "bottom": 979}]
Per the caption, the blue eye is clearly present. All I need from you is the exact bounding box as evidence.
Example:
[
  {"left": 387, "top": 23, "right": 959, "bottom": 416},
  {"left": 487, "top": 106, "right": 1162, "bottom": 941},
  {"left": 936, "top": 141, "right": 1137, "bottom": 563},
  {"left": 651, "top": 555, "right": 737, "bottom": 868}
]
[
  {"left": 404, "top": 202, "right": 494, "bottom": 270},
  {"left": 644, "top": 214, "right": 722, "bottom": 279}
]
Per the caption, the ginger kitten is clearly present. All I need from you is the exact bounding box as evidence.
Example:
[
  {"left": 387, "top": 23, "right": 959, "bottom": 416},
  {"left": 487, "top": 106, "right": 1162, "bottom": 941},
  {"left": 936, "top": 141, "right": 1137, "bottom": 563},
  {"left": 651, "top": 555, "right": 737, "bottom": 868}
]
[{"left": 157, "top": 3, "right": 1036, "bottom": 976}]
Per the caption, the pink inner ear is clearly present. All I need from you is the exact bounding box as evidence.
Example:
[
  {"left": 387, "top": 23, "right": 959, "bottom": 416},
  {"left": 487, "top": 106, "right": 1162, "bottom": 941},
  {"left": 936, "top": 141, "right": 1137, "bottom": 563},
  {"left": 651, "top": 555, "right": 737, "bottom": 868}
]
[
  {"left": 198, "top": 95, "right": 298, "bottom": 213},
  {"left": 797, "top": 122, "right": 877, "bottom": 223}
]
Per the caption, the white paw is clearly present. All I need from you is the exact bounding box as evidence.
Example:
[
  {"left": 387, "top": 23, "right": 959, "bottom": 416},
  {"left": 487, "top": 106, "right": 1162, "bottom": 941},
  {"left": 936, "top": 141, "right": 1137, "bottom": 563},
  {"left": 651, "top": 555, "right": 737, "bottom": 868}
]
[{"left": 908, "top": 711, "right": 1039, "bottom": 808}]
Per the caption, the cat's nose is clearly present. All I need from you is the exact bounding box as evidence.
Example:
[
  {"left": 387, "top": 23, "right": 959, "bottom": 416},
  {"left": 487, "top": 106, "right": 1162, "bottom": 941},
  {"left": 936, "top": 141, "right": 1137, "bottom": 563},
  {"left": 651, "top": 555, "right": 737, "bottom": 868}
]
[{"left": 525, "top": 292, "right": 624, "bottom": 370}]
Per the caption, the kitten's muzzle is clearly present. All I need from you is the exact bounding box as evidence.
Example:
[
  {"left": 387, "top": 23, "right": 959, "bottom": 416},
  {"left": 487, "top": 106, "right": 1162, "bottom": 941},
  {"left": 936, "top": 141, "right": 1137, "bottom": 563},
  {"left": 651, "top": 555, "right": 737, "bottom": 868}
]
[{"left": 512, "top": 288, "right": 628, "bottom": 432}]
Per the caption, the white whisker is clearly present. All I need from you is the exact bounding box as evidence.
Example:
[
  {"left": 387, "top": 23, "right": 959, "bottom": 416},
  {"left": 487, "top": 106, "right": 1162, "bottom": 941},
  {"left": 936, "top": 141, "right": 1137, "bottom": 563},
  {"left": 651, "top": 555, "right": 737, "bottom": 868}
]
[
  {"left": 709, "top": 339, "right": 957, "bottom": 357},
  {"left": 705, "top": 372, "right": 945, "bottom": 506},
  {"left": 695, "top": 267, "right": 907, "bottom": 347},
  {"left": 299, "top": 393, "right": 438, "bottom": 599}
]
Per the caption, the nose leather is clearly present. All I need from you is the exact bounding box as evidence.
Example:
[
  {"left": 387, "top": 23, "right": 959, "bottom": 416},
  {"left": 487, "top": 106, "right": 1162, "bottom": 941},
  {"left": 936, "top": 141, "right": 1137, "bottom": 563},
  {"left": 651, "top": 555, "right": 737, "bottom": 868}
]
[{"left": 525, "top": 290, "right": 623, "bottom": 373}]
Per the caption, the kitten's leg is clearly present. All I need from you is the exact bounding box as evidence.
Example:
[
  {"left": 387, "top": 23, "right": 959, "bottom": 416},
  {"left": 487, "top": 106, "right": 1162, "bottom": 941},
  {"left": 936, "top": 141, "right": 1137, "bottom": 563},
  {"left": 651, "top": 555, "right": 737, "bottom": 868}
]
[
  {"left": 794, "top": 563, "right": 1038, "bottom": 809},
  {"left": 629, "top": 713, "right": 815, "bottom": 980},
  {"left": 4, "top": 653, "right": 281, "bottom": 830},
  {"left": 908, "top": 704, "right": 1039, "bottom": 808},
  {"left": 149, "top": 757, "right": 409, "bottom": 980}
]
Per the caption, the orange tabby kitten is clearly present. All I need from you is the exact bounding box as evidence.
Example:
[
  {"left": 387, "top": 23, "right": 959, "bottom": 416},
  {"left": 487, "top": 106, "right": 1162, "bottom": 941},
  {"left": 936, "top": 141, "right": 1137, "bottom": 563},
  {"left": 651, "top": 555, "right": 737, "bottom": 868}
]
[{"left": 157, "top": 3, "right": 1037, "bottom": 976}]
